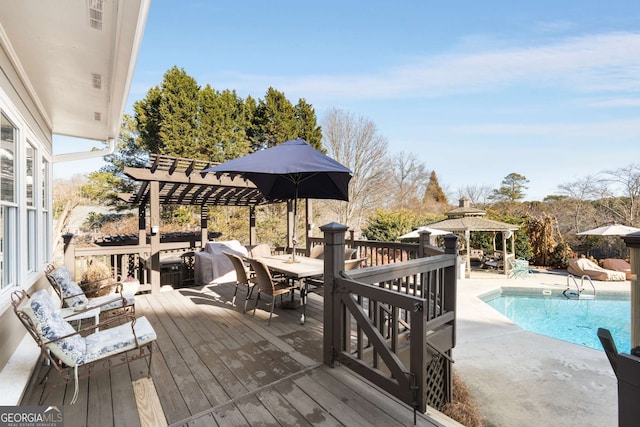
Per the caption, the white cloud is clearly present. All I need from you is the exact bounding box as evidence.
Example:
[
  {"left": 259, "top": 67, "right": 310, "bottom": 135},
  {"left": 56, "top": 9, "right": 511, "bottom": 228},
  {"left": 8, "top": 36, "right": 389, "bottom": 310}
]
[{"left": 222, "top": 32, "right": 640, "bottom": 101}]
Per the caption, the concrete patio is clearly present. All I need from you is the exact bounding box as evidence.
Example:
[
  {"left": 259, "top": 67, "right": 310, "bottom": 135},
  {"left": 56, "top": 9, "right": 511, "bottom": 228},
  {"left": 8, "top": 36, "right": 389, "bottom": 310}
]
[{"left": 454, "top": 268, "right": 628, "bottom": 426}]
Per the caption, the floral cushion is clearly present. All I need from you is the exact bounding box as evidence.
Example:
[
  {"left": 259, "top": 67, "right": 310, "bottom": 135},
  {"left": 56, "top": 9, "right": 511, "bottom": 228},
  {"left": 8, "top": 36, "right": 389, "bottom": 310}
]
[
  {"left": 29, "top": 290, "right": 86, "bottom": 367},
  {"left": 49, "top": 266, "right": 89, "bottom": 308},
  {"left": 84, "top": 316, "right": 156, "bottom": 363}
]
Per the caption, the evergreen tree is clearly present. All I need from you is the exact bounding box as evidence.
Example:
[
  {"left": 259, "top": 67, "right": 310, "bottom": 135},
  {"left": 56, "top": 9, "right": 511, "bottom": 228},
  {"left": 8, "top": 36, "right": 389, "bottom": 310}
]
[
  {"left": 490, "top": 172, "right": 530, "bottom": 202},
  {"left": 81, "top": 114, "right": 144, "bottom": 208},
  {"left": 295, "top": 98, "right": 323, "bottom": 152},
  {"left": 159, "top": 66, "right": 200, "bottom": 158},
  {"left": 423, "top": 171, "right": 448, "bottom": 205},
  {"left": 133, "top": 86, "right": 163, "bottom": 153},
  {"left": 251, "top": 87, "right": 300, "bottom": 150},
  {"left": 199, "top": 86, "right": 251, "bottom": 162}
]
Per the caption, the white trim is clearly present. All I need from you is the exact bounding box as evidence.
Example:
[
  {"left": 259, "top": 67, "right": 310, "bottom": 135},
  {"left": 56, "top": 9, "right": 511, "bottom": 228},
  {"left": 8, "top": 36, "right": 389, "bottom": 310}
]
[{"left": 0, "top": 333, "right": 40, "bottom": 405}]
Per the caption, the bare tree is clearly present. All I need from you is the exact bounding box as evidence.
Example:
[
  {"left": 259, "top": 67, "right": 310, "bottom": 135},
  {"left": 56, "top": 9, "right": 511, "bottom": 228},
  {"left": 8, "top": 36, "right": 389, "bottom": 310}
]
[
  {"left": 389, "top": 151, "right": 430, "bottom": 210},
  {"left": 557, "top": 174, "right": 602, "bottom": 233},
  {"left": 321, "top": 108, "right": 389, "bottom": 233},
  {"left": 457, "top": 184, "right": 493, "bottom": 208},
  {"left": 601, "top": 164, "right": 640, "bottom": 226},
  {"left": 52, "top": 174, "right": 90, "bottom": 257}
]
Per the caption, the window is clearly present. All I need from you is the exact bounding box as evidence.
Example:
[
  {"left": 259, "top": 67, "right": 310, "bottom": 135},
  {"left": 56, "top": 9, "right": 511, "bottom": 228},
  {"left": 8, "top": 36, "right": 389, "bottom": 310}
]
[
  {"left": 0, "top": 113, "right": 17, "bottom": 289},
  {"left": 41, "top": 158, "right": 50, "bottom": 263},
  {"left": 26, "top": 142, "right": 36, "bottom": 272}
]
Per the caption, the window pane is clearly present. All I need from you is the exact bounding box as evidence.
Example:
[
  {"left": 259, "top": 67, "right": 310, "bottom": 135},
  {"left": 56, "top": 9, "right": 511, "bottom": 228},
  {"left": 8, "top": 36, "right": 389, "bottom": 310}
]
[
  {"left": 42, "top": 210, "right": 50, "bottom": 262},
  {"left": 1, "top": 113, "right": 16, "bottom": 203},
  {"left": 27, "top": 209, "right": 36, "bottom": 272},
  {"left": 26, "top": 143, "right": 34, "bottom": 207},
  {"left": 42, "top": 158, "right": 48, "bottom": 209},
  {"left": 1, "top": 206, "right": 16, "bottom": 289}
]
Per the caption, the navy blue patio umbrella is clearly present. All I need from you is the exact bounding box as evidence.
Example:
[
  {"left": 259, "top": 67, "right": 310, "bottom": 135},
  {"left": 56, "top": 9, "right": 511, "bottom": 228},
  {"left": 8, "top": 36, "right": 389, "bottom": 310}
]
[{"left": 202, "top": 139, "right": 352, "bottom": 260}]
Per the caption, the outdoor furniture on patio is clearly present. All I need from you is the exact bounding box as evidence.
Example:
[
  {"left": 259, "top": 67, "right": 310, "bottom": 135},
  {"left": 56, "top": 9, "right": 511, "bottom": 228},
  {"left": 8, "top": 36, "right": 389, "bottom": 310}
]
[
  {"left": 246, "top": 258, "right": 299, "bottom": 326},
  {"left": 308, "top": 245, "right": 358, "bottom": 261},
  {"left": 568, "top": 258, "right": 627, "bottom": 281},
  {"left": 508, "top": 258, "right": 531, "bottom": 279},
  {"left": 194, "top": 240, "right": 248, "bottom": 285},
  {"left": 602, "top": 258, "right": 634, "bottom": 280},
  {"left": 11, "top": 289, "right": 156, "bottom": 404},
  {"left": 223, "top": 252, "right": 255, "bottom": 312},
  {"left": 46, "top": 265, "right": 135, "bottom": 316},
  {"left": 345, "top": 257, "right": 367, "bottom": 271},
  {"left": 253, "top": 254, "right": 325, "bottom": 324}
]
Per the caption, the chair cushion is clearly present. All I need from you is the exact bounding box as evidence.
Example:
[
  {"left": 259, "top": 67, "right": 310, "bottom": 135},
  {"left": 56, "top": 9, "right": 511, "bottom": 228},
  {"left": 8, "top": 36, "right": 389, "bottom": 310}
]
[
  {"left": 87, "top": 293, "right": 135, "bottom": 311},
  {"left": 84, "top": 316, "right": 156, "bottom": 364},
  {"left": 29, "top": 290, "right": 86, "bottom": 367},
  {"left": 49, "top": 266, "right": 89, "bottom": 308}
]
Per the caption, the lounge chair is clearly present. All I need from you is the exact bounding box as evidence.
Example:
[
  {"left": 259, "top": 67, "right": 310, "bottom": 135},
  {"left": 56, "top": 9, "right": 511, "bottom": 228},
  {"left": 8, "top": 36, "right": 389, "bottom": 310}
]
[
  {"left": 602, "top": 259, "right": 634, "bottom": 280},
  {"left": 11, "top": 289, "right": 156, "bottom": 404},
  {"left": 46, "top": 265, "right": 135, "bottom": 316},
  {"left": 567, "top": 258, "right": 626, "bottom": 281}
]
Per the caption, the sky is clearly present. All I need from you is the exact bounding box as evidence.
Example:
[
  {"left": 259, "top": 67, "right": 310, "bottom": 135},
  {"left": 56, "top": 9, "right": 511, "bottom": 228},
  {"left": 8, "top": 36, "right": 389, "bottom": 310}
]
[{"left": 54, "top": 0, "right": 640, "bottom": 201}]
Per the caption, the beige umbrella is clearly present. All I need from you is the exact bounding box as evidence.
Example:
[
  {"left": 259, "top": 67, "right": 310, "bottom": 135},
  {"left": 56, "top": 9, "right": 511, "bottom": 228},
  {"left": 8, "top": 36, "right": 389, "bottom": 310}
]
[
  {"left": 398, "top": 226, "right": 451, "bottom": 240},
  {"left": 577, "top": 224, "right": 640, "bottom": 236}
]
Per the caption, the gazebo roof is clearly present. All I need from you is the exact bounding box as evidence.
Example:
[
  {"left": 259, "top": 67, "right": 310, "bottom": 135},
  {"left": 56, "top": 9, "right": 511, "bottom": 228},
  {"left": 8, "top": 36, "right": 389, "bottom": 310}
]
[
  {"left": 429, "top": 197, "right": 518, "bottom": 232},
  {"left": 118, "top": 154, "right": 272, "bottom": 206}
]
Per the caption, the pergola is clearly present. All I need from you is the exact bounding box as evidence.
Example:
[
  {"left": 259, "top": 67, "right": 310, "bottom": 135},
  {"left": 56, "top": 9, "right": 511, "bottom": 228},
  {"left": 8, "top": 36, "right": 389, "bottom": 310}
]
[
  {"left": 428, "top": 198, "right": 519, "bottom": 277},
  {"left": 118, "top": 154, "right": 308, "bottom": 289}
]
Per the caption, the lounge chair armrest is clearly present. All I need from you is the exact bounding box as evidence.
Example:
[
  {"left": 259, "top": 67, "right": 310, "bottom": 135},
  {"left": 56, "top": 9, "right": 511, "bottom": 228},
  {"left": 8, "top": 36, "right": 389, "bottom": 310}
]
[{"left": 74, "top": 313, "right": 137, "bottom": 336}]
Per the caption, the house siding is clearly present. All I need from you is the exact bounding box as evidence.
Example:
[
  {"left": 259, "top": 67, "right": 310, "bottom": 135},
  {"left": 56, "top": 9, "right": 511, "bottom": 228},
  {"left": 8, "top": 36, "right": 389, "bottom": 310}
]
[{"left": 0, "top": 38, "right": 53, "bottom": 373}]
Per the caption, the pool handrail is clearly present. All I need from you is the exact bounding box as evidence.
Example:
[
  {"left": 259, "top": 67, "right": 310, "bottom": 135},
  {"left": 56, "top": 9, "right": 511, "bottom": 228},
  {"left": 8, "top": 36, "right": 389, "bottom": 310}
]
[{"left": 563, "top": 274, "right": 596, "bottom": 299}]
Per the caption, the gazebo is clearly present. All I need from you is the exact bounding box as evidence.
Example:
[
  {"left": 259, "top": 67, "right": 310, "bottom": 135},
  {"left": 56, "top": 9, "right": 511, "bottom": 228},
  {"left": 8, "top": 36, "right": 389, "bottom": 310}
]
[{"left": 427, "top": 198, "right": 519, "bottom": 277}]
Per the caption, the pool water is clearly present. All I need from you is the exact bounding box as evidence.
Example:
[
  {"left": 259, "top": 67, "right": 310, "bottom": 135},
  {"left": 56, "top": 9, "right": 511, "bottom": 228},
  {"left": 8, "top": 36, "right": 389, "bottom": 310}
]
[{"left": 485, "top": 293, "right": 631, "bottom": 352}]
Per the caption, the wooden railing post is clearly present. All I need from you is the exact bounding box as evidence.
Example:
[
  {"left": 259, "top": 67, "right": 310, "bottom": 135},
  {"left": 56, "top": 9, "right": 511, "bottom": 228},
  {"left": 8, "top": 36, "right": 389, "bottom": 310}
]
[
  {"left": 321, "top": 222, "right": 349, "bottom": 366},
  {"left": 418, "top": 230, "right": 432, "bottom": 258},
  {"left": 624, "top": 233, "right": 640, "bottom": 347},
  {"left": 62, "top": 232, "right": 75, "bottom": 278}
]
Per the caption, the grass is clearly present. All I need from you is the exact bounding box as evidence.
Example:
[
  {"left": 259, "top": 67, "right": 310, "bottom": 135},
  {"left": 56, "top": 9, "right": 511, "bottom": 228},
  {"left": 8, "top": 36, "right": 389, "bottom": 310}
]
[{"left": 440, "top": 370, "right": 485, "bottom": 427}]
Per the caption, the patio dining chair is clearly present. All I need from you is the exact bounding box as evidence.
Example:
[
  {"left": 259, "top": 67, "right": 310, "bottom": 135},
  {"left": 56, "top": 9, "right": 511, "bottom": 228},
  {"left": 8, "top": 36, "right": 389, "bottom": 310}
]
[
  {"left": 46, "top": 265, "right": 135, "bottom": 317},
  {"left": 223, "top": 252, "right": 256, "bottom": 312},
  {"left": 246, "top": 258, "right": 298, "bottom": 325},
  {"left": 11, "top": 289, "right": 156, "bottom": 404}
]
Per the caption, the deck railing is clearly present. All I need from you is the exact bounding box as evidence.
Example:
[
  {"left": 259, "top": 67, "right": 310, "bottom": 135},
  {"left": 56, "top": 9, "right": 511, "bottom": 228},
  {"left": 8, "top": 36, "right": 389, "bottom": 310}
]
[
  {"left": 321, "top": 223, "right": 458, "bottom": 413},
  {"left": 308, "top": 234, "right": 444, "bottom": 266},
  {"left": 62, "top": 233, "right": 199, "bottom": 293}
]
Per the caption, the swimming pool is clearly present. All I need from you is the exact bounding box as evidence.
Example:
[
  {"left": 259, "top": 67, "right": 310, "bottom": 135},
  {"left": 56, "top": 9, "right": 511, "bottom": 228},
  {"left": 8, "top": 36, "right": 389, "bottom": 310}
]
[{"left": 483, "top": 289, "right": 631, "bottom": 352}]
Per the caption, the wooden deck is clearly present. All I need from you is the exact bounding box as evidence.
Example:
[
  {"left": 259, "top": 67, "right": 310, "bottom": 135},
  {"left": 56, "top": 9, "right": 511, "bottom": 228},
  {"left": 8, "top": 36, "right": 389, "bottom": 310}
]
[{"left": 21, "top": 283, "right": 452, "bottom": 426}]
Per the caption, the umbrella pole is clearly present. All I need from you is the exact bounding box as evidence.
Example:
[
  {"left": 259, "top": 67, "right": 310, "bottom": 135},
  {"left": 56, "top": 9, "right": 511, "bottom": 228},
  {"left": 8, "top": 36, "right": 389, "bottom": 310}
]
[{"left": 292, "top": 188, "right": 298, "bottom": 262}]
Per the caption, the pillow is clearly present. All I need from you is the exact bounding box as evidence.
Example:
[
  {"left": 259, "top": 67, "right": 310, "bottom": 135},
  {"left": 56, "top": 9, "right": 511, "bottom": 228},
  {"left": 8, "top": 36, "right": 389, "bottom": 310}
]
[
  {"left": 49, "top": 266, "right": 89, "bottom": 308},
  {"left": 29, "top": 290, "right": 86, "bottom": 366}
]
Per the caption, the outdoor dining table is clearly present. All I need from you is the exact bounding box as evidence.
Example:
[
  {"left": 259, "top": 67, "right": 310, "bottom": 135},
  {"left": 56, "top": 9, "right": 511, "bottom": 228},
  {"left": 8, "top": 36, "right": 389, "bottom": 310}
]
[{"left": 255, "top": 254, "right": 324, "bottom": 324}]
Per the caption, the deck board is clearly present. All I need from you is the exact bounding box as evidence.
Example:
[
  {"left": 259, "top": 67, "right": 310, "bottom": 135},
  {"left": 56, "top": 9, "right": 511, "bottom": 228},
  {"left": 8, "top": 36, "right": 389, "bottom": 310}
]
[{"left": 21, "top": 282, "right": 447, "bottom": 427}]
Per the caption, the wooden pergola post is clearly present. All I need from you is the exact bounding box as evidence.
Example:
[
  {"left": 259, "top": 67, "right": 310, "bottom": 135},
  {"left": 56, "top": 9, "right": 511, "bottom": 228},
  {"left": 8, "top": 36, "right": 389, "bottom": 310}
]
[
  {"left": 200, "top": 205, "right": 208, "bottom": 247},
  {"left": 149, "top": 181, "right": 160, "bottom": 293}
]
